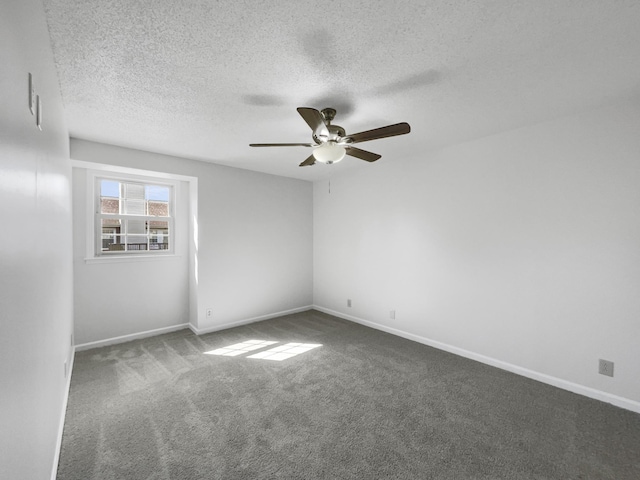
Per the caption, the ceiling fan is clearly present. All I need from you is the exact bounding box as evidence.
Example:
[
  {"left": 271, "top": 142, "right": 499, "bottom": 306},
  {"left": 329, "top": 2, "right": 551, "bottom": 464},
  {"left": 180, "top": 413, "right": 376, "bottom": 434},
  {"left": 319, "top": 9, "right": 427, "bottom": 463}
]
[{"left": 250, "top": 107, "right": 411, "bottom": 167}]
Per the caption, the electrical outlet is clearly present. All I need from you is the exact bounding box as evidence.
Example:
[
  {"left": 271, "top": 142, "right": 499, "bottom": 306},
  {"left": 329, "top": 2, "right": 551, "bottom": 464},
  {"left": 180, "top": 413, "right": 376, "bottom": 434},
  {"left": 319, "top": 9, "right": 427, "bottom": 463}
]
[
  {"left": 347, "top": 299, "right": 352, "bottom": 308},
  {"left": 599, "top": 359, "right": 614, "bottom": 377},
  {"left": 390, "top": 310, "right": 396, "bottom": 320},
  {"left": 206, "top": 308, "right": 213, "bottom": 318}
]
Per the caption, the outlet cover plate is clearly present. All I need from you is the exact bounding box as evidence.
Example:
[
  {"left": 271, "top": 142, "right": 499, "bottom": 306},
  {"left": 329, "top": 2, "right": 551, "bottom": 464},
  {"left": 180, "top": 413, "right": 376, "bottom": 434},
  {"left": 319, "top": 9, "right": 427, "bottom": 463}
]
[{"left": 598, "top": 359, "right": 614, "bottom": 377}]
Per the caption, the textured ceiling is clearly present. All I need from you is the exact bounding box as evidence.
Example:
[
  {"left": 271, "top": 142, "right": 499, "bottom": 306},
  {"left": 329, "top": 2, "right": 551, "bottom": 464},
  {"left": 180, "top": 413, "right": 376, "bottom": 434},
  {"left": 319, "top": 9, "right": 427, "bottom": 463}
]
[{"left": 43, "top": 0, "right": 640, "bottom": 181}]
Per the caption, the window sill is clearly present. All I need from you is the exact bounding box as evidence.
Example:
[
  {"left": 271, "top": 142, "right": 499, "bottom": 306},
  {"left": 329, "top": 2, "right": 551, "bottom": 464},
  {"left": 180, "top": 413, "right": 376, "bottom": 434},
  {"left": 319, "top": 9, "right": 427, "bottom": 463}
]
[{"left": 85, "top": 254, "right": 181, "bottom": 264}]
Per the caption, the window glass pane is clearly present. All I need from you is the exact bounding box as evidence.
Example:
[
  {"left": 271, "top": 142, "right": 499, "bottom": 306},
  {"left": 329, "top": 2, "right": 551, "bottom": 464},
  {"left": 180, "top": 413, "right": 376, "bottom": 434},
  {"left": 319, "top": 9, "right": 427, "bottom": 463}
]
[
  {"left": 125, "top": 235, "right": 148, "bottom": 251},
  {"left": 149, "top": 220, "right": 169, "bottom": 230},
  {"left": 122, "top": 183, "right": 146, "bottom": 215},
  {"left": 101, "top": 220, "right": 121, "bottom": 251},
  {"left": 96, "top": 177, "right": 173, "bottom": 256},
  {"left": 101, "top": 218, "right": 121, "bottom": 228},
  {"left": 100, "top": 179, "right": 120, "bottom": 214},
  {"left": 125, "top": 219, "right": 147, "bottom": 235},
  {"left": 147, "top": 185, "right": 169, "bottom": 216},
  {"left": 123, "top": 183, "right": 145, "bottom": 199},
  {"left": 123, "top": 198, "right": 145, "bottom": 215},
  {"left": 106, "top": 236, "right": 125, "bottom": 251},
  {"left": 100, "top": 180, "right": 119, "bottom": 198},
  {"left": 100, "top": 197, "right": 120, "bottom": 214},
  {"left": 147, "top": 200, "right": 169, "bottom": 217},
  {"left": 146, "top": 185, "right": 170, "bottom": 202},
  {"left": 149, "top": 220, "right": 170, "bottom": 250}
]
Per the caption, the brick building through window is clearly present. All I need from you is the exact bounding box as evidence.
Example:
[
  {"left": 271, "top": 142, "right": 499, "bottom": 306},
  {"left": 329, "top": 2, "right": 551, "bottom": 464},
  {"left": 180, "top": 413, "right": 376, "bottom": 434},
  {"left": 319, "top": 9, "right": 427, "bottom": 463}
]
[{"left": 99, "top": 179, "right": 172, "bottom": 253}]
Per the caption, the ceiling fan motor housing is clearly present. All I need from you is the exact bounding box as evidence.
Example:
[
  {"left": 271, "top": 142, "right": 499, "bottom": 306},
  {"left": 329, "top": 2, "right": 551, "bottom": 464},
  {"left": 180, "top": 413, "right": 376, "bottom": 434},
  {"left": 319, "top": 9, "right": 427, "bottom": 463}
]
[{"left": 313, "top": 125, "right": 346, "bottom": 144}]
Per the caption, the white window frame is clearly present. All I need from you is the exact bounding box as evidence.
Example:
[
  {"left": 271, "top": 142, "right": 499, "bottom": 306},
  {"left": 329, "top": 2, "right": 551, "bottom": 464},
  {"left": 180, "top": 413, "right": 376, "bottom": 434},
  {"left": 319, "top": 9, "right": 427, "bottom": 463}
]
[{"left": 86, "top": 169, "right": 179, "bottom": 261}]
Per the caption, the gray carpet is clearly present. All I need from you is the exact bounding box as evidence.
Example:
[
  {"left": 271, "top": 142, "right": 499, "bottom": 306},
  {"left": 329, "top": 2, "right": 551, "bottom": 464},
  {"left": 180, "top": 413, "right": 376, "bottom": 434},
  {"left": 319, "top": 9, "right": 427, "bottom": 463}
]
[{"left": 57, "top": 310, "right": 640, "bottom": 479}]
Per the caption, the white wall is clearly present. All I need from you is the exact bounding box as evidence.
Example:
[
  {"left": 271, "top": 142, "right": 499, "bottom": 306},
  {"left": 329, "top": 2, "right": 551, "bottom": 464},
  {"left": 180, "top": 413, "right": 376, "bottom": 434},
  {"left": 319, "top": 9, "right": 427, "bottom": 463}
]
[
  {"left": 71, "top": 139, "right": 313, "bottom": 338},
  {"left": 0, "top": 1, "right": 74, "bottom": 479},
  {"left": 71, "top": 166, "right": 191, "bottom": 345},
  {"left": 314, "top": 100, "right": 640, "bottom": 410}
]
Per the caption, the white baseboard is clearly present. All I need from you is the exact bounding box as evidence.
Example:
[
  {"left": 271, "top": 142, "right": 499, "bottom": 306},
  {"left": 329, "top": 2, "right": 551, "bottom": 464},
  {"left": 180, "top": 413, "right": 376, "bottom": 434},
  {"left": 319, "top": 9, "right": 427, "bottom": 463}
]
[
  {"left": 190, "top": 305, "right": 313, "bottom": 335},
  {"left": 50, "top": 347, "right": 75, "bottom": 480},
  {"left": 313, "top": 305, "right": 640, "bottom": 415},
  {"left": 74, "top": 323, "right": 190, "bottom": 351},
  {"left": 74, "top": 306, "right": 315, "bottom": 349}
]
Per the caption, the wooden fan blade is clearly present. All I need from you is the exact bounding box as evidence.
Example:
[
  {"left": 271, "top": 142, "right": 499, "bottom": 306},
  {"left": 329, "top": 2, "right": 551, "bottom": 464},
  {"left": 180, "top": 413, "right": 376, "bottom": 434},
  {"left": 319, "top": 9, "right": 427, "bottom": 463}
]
[
  {"left": 297, "top": 107, "right": 329, "bottom": 137},
  {"left": 346, "top": 146, "right": 382, "bottom": 162},
  {"left": 346, "top": 122, "right": 410, "bottom": 144},
  {"left": 250, "top": 143, "right": 315, "bottom": 147},
  {"left": 299, "top": 155, "right": 316, "bottom": 167}
]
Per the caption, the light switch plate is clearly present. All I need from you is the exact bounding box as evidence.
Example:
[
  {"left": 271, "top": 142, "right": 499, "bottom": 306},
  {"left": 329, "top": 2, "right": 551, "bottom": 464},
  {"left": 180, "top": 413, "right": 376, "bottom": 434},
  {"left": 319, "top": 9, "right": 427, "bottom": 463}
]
[{"left": 28, "top": 73, "right": 35, "bottom": 115}]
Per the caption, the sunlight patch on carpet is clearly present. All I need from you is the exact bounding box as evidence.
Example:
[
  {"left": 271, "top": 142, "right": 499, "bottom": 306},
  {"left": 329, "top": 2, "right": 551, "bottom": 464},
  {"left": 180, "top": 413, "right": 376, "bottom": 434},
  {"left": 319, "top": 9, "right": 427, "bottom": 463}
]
[
  {"left": 247, "top": 343, "right": 322, "bottom": 361},
  {"left": 204, "top": 341, "right": 322, "bottom": 361},
  {"left": 204, "top": 340, "right": 278, "bottom": 356}
]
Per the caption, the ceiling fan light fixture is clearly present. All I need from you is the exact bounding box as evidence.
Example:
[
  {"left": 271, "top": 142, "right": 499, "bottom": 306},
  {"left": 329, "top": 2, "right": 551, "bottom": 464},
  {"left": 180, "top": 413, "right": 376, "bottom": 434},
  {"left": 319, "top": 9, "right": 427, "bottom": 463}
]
[{"left": 312, "top": 141, "right": 346, "bottom": 164}]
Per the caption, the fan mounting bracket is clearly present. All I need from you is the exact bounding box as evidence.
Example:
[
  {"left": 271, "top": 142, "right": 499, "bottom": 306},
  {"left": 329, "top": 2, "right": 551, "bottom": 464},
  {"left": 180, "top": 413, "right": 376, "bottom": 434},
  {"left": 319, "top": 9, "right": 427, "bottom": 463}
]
[{"left": 320, "top": 108, "right": 337, "bottom": 123}]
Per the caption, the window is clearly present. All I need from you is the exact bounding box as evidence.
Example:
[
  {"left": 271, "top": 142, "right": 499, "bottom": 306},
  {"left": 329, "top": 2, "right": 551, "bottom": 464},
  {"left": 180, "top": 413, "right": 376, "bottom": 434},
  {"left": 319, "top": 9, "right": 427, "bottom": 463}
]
[{"left": 96, "top": 176, "right": 174, "bottom": 256}]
